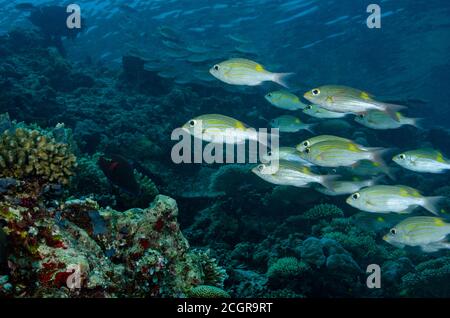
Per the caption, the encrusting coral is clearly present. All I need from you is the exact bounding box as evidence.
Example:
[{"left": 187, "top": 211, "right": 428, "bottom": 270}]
[{"left": 0, "top": 125, "right": 76, "bottom": 185}]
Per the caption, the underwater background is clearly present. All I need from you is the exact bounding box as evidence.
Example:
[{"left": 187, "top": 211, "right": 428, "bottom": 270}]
[{"left": 0, "top": 0, "right": 450, "bottom": 298}]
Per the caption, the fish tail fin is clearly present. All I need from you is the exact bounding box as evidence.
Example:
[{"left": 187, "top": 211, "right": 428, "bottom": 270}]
[
  {"left": 367, "top": 175, "right": 384, "bottom": 187},
  {"left": 380, "top": 103, "right": 407, "bottom": 122},
  {"left": 272, "top": 72, "right": 294, "bottom": 88},
  {"left": 320, "top": 174, "right": 340, "bottom": 190},
  {"left": 305, "top": 123, "right": 316, "bottom": 133},
  {"left": 422, "top": 196, "right": 445, "bottom": 216},
  {"left": 409, "top": 117, "right": 425, "bottom": 129},
  {"left": 369, "top": 148, "right": 396, "bottom": 180}
]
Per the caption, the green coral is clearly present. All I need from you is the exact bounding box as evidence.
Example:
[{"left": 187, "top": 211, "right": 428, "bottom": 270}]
[
  {"left": 267, "top": 257, "right": 311, "bottom": 281},
  {"left": 401, "top": 257, "right": 450, "bottom": 297},
  {"left": 302, "top": 204, "right": 344, "bottom": 221},
  {"left": 188, "top": 285, "right": 230, "bottom": 298},
  {"left": 0, "top": 127, "right": 76, "bottom": 184}
]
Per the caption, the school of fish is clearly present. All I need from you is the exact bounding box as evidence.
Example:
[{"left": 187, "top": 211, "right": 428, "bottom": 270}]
[{"left": 180, "top": 57, "right": 448, "bottom": 254}]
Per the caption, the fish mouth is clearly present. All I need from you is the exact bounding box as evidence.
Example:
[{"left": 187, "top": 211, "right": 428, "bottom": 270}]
[
  {"left": 345, "top": 196, "right": 352, "bottom": 205},
  {"left": 382, "top": 235, "right": 388, "bottom": 241},
  {"left": 208, "top": 68, "right": 216, "bottom": 76},
  {"left": 181, "top": 126, "right": 191, "bottom": 134}
]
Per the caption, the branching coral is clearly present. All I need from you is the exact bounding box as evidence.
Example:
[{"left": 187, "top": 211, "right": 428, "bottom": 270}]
[
  {"left": 400, "top": 257, "right": 450, "bottom": 297},
  {"left": 0, "top": 126, "right": 76, "bottom": 185}
]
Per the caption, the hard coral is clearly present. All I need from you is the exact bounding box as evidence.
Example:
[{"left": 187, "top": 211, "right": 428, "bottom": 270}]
[
  {"left": 188, "top": 285, "right": 230, "bottom": 298},
  {"left": 0, "top": 126, "right": 76, "bottom": 185},
  {"left": 401, "top": 257, "right": 450, "bottom": 297},
  {"left": 302, "top": 204, "right": 344, "bottom": 221},
  {"left": 266, "top": 257, "right": 311, "bottom": 282}
]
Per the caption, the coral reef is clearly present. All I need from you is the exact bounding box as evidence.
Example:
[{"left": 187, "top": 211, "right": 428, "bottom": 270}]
[
  {"left": 0, "top": 175, "right": 226, "bottom": 297},
  {"left": 302, "top": 204, "right": 344, "bottom": 221},
  {"left": 266, "top": 257, "right": 311, "bottom": 284},
  {"left": 400, "top": 257, "right": 450, "bottom": 297},
  {"left": 1, "top": 27, "right": 449, "bottom": 299},
  {"left": 0, "top": 125, "right": 76, "bottom": 185}
]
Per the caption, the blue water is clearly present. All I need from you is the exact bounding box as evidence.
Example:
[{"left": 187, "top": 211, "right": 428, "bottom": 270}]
[{"left": 1, "top": 0, "right": 450, "bottom": 298}]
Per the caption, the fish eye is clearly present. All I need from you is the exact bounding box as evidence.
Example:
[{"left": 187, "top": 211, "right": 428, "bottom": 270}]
[
  {"left": 267, "top": 93, "right": 272, "bottom": 97},
  {"left": 390, "top": 228, "right": 397, "bottom": 235},
  {"left": 399, "top": 154, "right": 406, "bottom": 160},
  {"left": 257, "top": 164, "right": 264, "bottom": 172},
  {"left": 189, "top": 120, "right": 196, "bottom": 127},
  {"left": 352, "top": 193, "right": 360, "bottom": 200},
  {"left": 305, "top": 147, "right": 311, "bottom": 154},
  {"left": 213, "top": 65, "right": 219, "bottom": 71},
  {"left": 303, "top": 141, "right": 310, "bottom": 147},
  {"left": 267, "top": 151, "right": 272, "bottom": 156},
  {"left": 312, "top": 88, "right": 320, "bottom": 96},
  {"left": 306, "top": 105, "right": 312, "bottom": 110}
]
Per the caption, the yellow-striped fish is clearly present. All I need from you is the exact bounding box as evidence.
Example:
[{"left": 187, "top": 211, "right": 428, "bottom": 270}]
[
  {"left": 315, "top": 178, "right": 377, "bottom": 196},
  {"left": 182, "top": 114, "right": 257, "bottom": 144},
  {"left": 354, "top": 110, "right": 421, "bottom": 130},
  {"left": 393, "top": 148, "right": 450, "bottom": 173},
  {"left": 298, "top": 139, "right": 387, "bottom": 168},
  {"left": 296, "top": 135, "right": 351, "bottom": 152},
  {"left": 383, "top": 216, "right": 450, "bottom": 252},
  {"left": 346, "top": 185, "right": 443, "bottom": 215},
  {"left": 303, "top": 85, "right": 406, "bottom": 120},
  {"left": 252, "top": 160, "right": 338, "bottom": 189},
  {"left": 265, "top": 91, "right": 307, "bottom": 110},
  {"left": 210, "top": 58, "right": 293, "bottom": 87}
]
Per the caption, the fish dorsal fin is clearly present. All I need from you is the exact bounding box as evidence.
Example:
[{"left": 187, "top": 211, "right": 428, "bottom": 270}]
[
  {"left": 347, "top": 143, "right": 359, "bottom": 152},
  {"left": 434, "top": 218, "right": 447, "bottom": 227},
  {"left": 360, "top": 91, "right": 372, "bottom": 100},
  {"left": 234, "top": 121, "right": 246, "bottom": 129},
  {"left": 436, "top": 151, "right": 445, "bottom": 163},
  {"left": 255, "top": 63, "right": 265, "bottom": 72}
]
